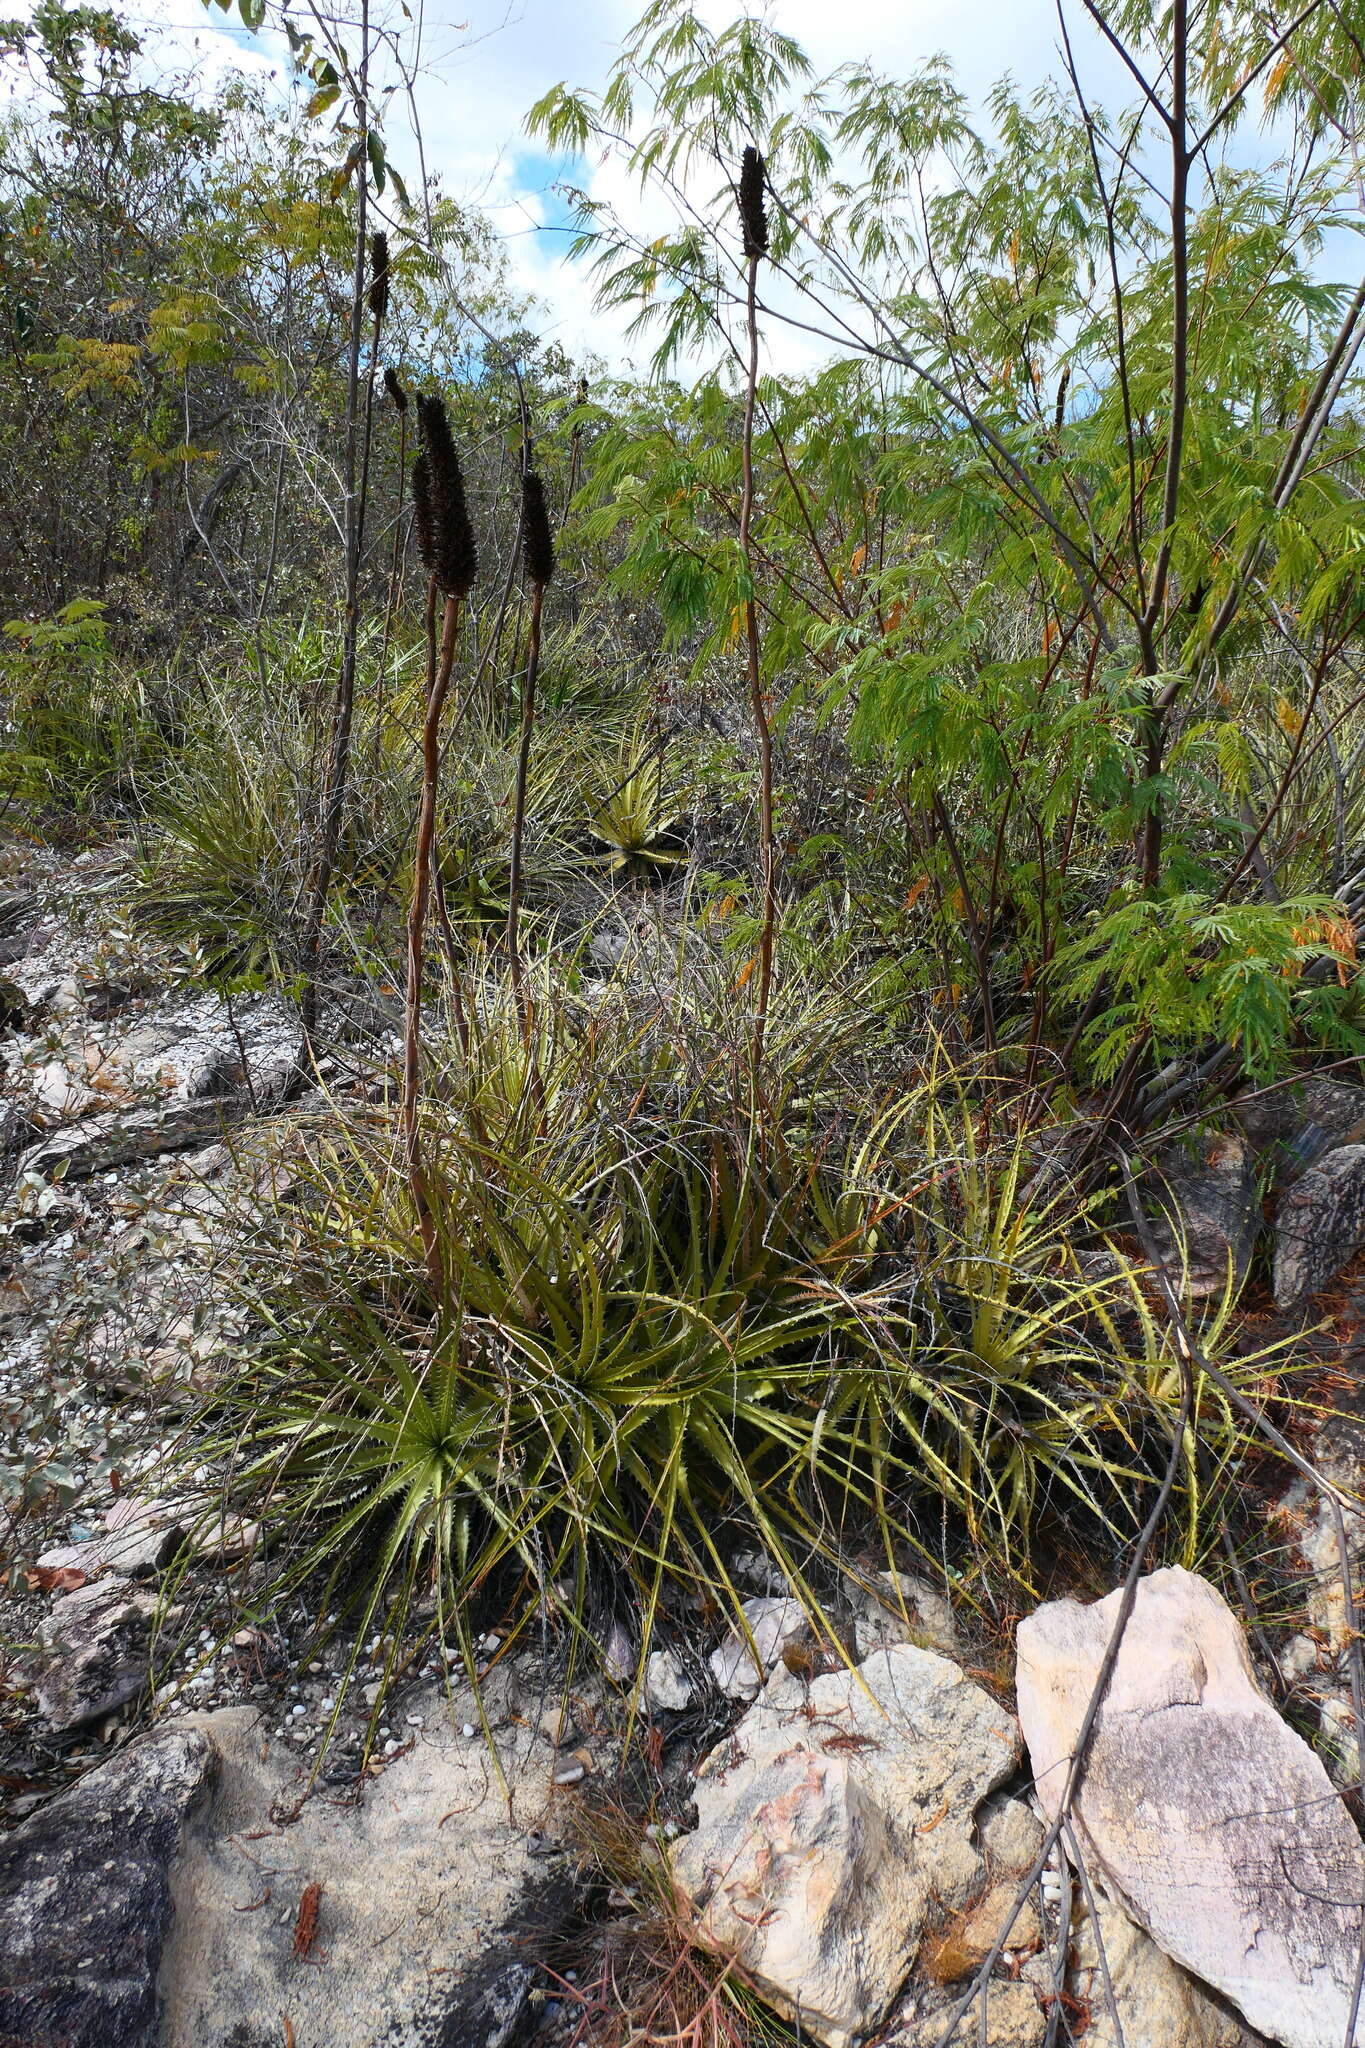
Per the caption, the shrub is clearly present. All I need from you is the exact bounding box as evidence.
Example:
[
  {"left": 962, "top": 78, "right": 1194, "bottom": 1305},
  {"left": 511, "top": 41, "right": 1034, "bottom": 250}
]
[
  {"left": 198, "top": 991, "right": 918, "bottom": 1719},
  {"left": 188, "top": 962, "right": 1281, "bottom": 1732},
  {"left": 1, "top": 601, "right": 171, "bottom": 817},
  {"left": 134, "top": 639, "right": 417, "bottom": 986}
]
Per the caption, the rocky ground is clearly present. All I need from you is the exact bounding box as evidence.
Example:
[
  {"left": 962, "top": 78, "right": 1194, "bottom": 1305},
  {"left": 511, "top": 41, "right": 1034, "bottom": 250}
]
[{"left": 4, "top": 843, "right": 1365, "bottom": 2048}]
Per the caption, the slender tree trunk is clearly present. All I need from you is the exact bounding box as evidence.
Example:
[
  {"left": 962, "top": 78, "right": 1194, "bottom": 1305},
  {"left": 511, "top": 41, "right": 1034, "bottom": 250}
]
[
  {"left": 1138, "top": 0, "right": 1189, "bottom": 893},
  {"left": 299, "top": 0, "right": 374, "bottom": 1052}
]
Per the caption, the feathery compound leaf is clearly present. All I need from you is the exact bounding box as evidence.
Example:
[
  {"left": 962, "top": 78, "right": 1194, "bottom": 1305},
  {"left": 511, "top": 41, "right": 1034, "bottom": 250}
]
[
  {"left": 738, "top": 145, "right": 769, "bottom": 259},
  {"left": 368, "top": 232, "right": 390, "bottom": 322},
  {"left": 521, "top": 469, "right": 556, "bottom": 586},
  {"left": 410, "top": 450, "right": 434, "bottom": 575},
  {"left": 415, "top": 394, "right": 477, "bottom": 598},
  {"left": 382, "top": 365, "right": 407, "bottom": 414}
]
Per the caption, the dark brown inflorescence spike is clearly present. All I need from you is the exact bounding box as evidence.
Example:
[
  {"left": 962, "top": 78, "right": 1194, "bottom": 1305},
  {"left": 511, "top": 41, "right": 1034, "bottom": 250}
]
[
  {"left": 415, "top": 394, "right": 477, "bottom": 598},
  {"left": 411, "top": 450, "right": 434, "bottom": 576},
  {"left": 520, "top": 469, "right": 555, "bottom": 588},
  {"left": 383, "top": 365, "right": 407, "bottom": 414},
  {"left": 368, "top": 231, "right": 390, "bottom": 323},
  {"left": 738, "top": 145, "right": 769, "bottom": 260}
]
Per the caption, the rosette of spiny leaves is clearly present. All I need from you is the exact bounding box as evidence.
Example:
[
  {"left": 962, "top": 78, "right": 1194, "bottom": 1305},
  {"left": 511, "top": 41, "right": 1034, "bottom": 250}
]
[{"left": 587, "top": 717, "right": 691, "bottom": 878}]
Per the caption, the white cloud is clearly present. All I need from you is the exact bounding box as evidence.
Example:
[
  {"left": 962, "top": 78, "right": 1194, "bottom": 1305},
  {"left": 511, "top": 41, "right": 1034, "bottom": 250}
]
[
  {"left": 4, "top": 0, "right": 1341, "bottom": 378},
  {"left": 389, "top": 0, "right": 1141, "bottom": 374}
]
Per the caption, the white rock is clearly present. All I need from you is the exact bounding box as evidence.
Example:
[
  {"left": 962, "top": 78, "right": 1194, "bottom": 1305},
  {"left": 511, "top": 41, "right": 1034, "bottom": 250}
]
[
  {"left": 898, "top": 1980, "right": 1045, "bottom": 2047},
  {"left": 1317, "top": 1691, "right": 1361, "bottom": 1791},
  {"left": 1277, "top": 1633, "right": 1321, "bottom": 1684},
  {"left": 100, "top": 1495, "right": 189, "bottom": 1577},
  {"left": 34, "top": 1541, "right": 104, "bottom": 1584},
  {"left": 186, "top": 1506, "right": 260, "bottom": 1566},
  {"left": 1070, "top": 1878, "right": 1254, "bottom": 2048},
  {"left": 535, "top": 1705, "right": 573, "bottom": 1749},
  {"left": 150, "top": 1681, "right": 575, "bottom": 2044},
  {"left": 977, "top": 1792, "right": 1044, "bottom": 1879},
  {"left": 109, "top": 995, "right": 301, "bottom": 1106},
  {"left": 708, "top": 1594, "right": 806, "bottom": 1699},
  {"left": 673, "top": 1644, "right": 1020, "bottom": 2048},
  {"left": 644, "top": 1649, "right": 693, "bottom": 1714},
  {"left": 1017, "top": 1567, "right": 1365, "bottom": 2048},
  {"left": 31, "top": 1060, "right": 97, "bottom": 1118},
  {"left": 1273, "top": 1389, "right": 1365, "bottom": 1654},
  {"left": 850, "top": 1567, "right": 958, "bottom": 1660}
]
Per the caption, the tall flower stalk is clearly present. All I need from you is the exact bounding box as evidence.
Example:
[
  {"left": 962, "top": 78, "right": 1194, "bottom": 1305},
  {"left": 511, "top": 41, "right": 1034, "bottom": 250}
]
[
  {"left": 737, "top": 144, "right": 776, "bottom": 1068},
  {"left": 374, "top": 362, "right": 408, "bottom": 763},
  {"left": 506, "top": 467, "right": 555, "bottom": 1028},
  {"left": 404, "top": 394, "right": 477, "bottom": 1280}
]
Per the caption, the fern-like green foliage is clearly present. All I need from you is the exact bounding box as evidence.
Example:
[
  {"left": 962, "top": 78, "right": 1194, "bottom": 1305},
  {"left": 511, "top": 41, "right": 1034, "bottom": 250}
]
[{"left": 1060, "top": 891, "right": 1365, "bottom": 1081}]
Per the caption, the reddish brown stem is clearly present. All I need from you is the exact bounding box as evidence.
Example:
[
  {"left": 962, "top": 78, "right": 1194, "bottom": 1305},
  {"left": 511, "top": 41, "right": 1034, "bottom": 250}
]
[
  {"left": 506, "top": 581, "right": 544, "bottom": 993},
  {"left": 373, "top": 407, "right": 407, "bottom": 771},
  {"left": 403, "top": 580, "right": 460, "bottom": 1286}
]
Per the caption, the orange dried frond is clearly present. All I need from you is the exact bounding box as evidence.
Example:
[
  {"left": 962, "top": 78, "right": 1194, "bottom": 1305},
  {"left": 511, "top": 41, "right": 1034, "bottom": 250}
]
[
  {"left": 1265, "top": 50, "right": 1295, "bottom": 102},
  {"left": 1290, "top": 913, "right": 1358, "bottom": 986}
]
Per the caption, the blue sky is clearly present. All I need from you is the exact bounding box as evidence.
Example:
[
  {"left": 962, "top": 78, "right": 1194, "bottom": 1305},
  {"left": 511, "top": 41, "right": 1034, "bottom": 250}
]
[{"left": 384, "top": 0, "right": 1140, "bottom": 365}]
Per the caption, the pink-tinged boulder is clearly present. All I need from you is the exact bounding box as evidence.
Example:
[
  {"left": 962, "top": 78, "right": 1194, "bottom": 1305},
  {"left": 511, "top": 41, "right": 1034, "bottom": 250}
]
[
  {"left": 672, "top": 1644, "right": 1021, "bottom": 2048},
  {"left": 1017, "top": 1567, "right": 1365, "bottom": 2048}
]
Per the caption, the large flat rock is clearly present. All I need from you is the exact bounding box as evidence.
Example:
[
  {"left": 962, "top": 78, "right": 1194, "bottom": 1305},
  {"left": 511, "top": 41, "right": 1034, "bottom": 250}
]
[
  {"left": 35, "top": 1575, "right": 153, "bottom": 1734},
  {"left": 1274, "top": 1143, "right": 1365, "bottom": 1307},
  {"left": 1017, "top": 1567, "right": 1365, "bottom": 2048},
  {"left": 18, "top": 1098, "right": 249, "bottom": 1179},
  {"left": 159, "top": 1696, "right": 575, "bottom": 2048},
  {"left": 0, "top": 1685, "right": 578, "bottom": 2048}
]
